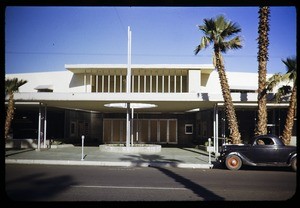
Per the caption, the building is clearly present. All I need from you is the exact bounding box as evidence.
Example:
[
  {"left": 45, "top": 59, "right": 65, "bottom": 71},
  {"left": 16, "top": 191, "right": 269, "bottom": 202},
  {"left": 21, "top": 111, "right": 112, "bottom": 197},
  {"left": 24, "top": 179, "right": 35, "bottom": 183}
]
[{"left": 5, "top": 64, "right": 296, "bottom": 153}]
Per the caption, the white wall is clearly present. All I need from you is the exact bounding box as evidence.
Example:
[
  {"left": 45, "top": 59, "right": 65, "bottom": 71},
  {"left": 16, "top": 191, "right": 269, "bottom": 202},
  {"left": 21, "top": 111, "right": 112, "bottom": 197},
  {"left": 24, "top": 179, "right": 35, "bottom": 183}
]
[
  {"left": 203, "top": 71, "right": 278, "bottom": 93},
  {"left": 188, "top": 70, "right": 201, "bottom": 93},
  {"left": 7, "top": 68, "right": 286, "bottom": 95},
  {"left": 6, "top": 71, "right": 85, "bottom": 92}
]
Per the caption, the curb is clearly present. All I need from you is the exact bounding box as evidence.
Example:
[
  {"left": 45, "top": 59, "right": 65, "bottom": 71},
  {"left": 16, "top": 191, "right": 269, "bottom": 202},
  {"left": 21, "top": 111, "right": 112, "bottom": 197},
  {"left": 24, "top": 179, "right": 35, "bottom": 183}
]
[{"left": 5, "top": 159, "right": 213, "bottom": 169}]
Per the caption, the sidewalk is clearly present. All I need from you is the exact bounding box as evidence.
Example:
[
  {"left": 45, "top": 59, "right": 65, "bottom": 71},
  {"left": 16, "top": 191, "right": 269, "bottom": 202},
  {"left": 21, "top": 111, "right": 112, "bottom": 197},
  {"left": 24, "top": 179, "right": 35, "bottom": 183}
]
[{"left": 5, "top": 146, "right": 216, "bottom": 169}]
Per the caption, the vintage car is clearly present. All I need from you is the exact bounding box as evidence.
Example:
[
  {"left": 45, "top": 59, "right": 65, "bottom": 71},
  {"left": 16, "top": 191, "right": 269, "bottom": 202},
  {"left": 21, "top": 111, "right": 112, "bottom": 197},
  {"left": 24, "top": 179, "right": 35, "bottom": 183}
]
[{"left": 218, "top": 134, "right": 297, "bottom": 171}]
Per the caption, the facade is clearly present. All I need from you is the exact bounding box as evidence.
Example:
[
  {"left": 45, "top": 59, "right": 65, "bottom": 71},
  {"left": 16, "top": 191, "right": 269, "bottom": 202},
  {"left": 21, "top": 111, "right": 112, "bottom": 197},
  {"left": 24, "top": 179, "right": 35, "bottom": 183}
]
[{"left": 5, "top": 64, "right": 296, "bottom": 153}]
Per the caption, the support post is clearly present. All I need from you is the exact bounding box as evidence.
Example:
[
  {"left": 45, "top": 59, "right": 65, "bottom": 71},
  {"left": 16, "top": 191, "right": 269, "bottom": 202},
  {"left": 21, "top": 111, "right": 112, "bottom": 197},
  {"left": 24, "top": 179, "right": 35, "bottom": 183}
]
[
  {"left": 37, "top": 102, "right": 41, "bottom": 151},
  {"left": 131, "top": 107, "right": 134, "bottom": 146},
  {"left": 43, "top": 104, "right": 47, "bottom": 148},
  {"left": 213, "top": 104, "right": 216, "bottom": 155},
  {"left": 126, "top": 103, "right": 130, "bottom": 147},
  {"left": 215, "top": 105, "right": 219, "bottom": 157}
]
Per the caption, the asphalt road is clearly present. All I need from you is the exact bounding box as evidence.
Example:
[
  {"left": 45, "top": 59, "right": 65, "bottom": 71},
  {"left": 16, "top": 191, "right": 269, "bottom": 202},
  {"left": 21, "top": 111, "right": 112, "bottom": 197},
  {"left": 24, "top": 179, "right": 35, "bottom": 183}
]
[{"left": 4, "top": 164, "right": 297, "bottom": 202}]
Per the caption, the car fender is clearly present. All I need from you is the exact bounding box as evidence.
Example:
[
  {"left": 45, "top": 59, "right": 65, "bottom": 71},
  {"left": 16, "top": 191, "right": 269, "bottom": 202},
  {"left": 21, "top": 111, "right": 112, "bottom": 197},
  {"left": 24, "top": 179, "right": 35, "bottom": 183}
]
[
  {"left": 288, "top": 153, "right": 297, "bottom": 164},
  {"left": 227, "top": 152, "right": 257, "bottom": 166}
]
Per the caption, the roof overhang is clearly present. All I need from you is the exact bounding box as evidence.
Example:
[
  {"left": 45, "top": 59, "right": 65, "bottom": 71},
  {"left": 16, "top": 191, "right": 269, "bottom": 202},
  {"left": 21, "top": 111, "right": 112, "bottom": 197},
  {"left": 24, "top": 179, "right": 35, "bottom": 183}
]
[
  {"left": 9, "top": 92, "right": 288, "bottom": 113},
  {"left": 65, "top": 64, "right": 215, "bottom": 74}
]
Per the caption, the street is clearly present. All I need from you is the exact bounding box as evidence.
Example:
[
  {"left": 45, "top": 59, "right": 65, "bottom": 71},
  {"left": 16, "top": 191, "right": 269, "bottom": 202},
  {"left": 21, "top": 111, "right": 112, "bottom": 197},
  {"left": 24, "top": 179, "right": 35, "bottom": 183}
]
[{"left": 5, "top": 164, "right": 297, "bottom": 202}]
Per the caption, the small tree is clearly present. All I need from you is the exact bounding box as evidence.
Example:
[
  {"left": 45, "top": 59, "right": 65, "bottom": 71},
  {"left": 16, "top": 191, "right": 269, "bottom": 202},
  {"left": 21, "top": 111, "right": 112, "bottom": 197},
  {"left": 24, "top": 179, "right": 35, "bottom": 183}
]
[
  {"left": 5, "top": 78, "right": 28, "bottom": 140},
  {"left": 266, "top": 57, "right": 297, "bottom": 145}
]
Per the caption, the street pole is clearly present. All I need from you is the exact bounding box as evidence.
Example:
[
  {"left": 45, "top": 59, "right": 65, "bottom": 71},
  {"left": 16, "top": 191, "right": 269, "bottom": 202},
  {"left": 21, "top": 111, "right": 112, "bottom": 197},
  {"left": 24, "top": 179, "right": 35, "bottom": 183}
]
[{"left": 81, "top": 135, "right": 85, "bottom": 161}]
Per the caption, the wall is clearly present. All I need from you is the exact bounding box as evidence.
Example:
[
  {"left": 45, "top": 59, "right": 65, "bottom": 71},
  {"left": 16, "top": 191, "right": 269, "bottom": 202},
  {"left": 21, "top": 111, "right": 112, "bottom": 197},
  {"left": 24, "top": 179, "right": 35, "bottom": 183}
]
[{"left": 6, "top": 71, "right": 85, "bottom": 92}]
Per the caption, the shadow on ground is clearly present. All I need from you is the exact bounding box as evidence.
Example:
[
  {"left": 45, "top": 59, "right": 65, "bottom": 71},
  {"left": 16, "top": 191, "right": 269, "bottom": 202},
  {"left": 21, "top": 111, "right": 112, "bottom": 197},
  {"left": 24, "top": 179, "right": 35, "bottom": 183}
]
[{"left": 119, "top": 153, "right": 225, "bottom": 201}]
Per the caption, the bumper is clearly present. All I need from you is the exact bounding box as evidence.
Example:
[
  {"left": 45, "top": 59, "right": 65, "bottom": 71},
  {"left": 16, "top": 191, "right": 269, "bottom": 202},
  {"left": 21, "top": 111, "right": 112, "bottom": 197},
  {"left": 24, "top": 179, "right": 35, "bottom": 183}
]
[{"left": 217, "top": 155, "right": 225, "bottom": 163}]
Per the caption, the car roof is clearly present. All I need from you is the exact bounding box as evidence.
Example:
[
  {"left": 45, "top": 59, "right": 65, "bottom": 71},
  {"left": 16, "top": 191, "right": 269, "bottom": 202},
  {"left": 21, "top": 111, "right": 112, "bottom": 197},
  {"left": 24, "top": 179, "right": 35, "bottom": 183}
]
[{"left": 251, "top": 134, "right": 284, "bottom": 145}]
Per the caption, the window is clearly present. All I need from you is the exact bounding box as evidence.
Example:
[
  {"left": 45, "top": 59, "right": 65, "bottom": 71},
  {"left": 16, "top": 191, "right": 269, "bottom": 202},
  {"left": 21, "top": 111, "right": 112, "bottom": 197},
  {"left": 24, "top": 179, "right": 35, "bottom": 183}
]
[
  {"left": 256, "top": 137, "right": 274, "bottom": 145},
  {"left": 185, "top": 124, "right": 193, "bottom": 134}
]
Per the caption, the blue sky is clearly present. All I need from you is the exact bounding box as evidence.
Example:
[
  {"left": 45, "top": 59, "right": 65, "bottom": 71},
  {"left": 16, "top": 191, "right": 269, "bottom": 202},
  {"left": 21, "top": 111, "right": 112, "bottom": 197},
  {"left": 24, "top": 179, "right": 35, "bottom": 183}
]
[{"left": 5, "top": 6, "right": 296, "bottom": 74}]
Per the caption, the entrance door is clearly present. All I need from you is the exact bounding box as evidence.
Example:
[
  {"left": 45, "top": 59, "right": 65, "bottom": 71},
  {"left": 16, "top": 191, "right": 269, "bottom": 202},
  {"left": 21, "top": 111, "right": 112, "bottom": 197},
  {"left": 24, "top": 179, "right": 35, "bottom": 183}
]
[{"left": 103, "top": 118, "right": 177, "bottom": 144}]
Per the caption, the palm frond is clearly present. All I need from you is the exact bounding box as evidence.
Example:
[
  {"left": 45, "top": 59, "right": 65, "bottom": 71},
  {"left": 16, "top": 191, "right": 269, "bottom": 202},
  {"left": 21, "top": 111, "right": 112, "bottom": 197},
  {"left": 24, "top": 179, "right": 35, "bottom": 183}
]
[
  {"left": 5, "top": 78, "right": 28, "bottom": 94},
  {"left": 221, "top": 22, "right": 241, "bottom": 38},
  {"left": 282, "top": 57, "right": 297, "bottom": 84},
  {"left": 266, "top": 73, "right": 282, "bottom": 91},
  {"left": 223, "top": 36, "right": 243, "bottom": 51},
  {"left": 194, "top": 36, "right": 210, "bottom": 55},
  {"left": 274, "top": 85, "right": 292, "bottom": 102}
]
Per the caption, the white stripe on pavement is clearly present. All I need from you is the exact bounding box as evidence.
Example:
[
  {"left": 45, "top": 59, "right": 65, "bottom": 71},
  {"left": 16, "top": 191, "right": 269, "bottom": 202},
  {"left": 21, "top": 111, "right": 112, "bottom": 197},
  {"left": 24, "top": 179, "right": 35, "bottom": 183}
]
[{"left": 71, "top": 185, "right": 188, "bottom": 190}]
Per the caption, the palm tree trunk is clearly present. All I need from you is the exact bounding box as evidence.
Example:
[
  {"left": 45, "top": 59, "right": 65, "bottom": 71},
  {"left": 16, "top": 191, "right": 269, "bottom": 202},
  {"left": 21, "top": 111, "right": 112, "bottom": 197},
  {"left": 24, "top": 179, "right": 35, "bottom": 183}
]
[
  {"left": 5, "top": 93, "right": 15, "bottom": 140},
  {"left": 214, "top": 50, "right": 241, "bottom": 144},
  {"left": 256, "top": 64, "right": 268, "bottom": 135},
  {"left": 282, "top": 84, "right": 297, "bottom": 145},
  {"left": 256, "top": 6, "right": 270, "bottom": 135}
]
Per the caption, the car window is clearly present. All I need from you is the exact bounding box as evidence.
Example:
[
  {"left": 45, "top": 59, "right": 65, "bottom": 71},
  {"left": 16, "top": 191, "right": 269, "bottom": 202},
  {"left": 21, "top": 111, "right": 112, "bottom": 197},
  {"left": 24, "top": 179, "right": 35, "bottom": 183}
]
[
  {"left": 256, "top": 139, "right": 265, "bottom": 145},
  {"left": 256, "top": 138, "right": 274, "bottom": 145}
]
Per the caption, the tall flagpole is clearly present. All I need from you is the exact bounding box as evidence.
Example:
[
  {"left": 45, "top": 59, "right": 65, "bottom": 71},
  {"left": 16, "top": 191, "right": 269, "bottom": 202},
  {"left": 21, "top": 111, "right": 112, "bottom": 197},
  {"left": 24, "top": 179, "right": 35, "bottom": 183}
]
[
  {"left": 126, "top": 26, "right": 132, "bottom": 147},
  {"left": 127, "top": 26, "right": 131, "bottom": 93}
]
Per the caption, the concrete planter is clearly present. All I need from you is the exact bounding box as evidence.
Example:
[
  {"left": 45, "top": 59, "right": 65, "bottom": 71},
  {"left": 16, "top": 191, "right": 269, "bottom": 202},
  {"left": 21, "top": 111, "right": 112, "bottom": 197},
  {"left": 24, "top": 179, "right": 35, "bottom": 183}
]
[{"left": 99, "top": 144, "right": 161, "bottom": 153}]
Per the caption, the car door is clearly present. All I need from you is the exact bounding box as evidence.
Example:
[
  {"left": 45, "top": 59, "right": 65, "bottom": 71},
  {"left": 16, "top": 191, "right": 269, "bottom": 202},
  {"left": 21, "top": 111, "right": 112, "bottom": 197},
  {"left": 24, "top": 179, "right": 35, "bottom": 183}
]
[{"left": 248, "top": 137, "right": 277, "bottom": 163}]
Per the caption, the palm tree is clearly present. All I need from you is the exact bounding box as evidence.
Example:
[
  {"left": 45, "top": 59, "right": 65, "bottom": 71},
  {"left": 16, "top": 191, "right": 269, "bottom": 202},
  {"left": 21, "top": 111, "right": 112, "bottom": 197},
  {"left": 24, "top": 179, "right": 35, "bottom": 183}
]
[
  {"left": 5, "top": 78, "right": 28, "bottom": 140},
  {"left": 267, "top": 57, "right": 297, "bottom": 145},
  {"left": 194, "top": 15, "right": 242, "bottom": 144},
  {"left": 256, "top": 6, "right": 270, "bottom": 136}
]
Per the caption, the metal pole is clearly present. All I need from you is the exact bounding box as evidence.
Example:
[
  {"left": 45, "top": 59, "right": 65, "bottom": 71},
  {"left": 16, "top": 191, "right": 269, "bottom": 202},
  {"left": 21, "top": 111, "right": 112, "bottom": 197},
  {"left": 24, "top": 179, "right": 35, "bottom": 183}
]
[
  {"left": 126, "top": 103, "right": 130, "bottom": 147},
  {"left": 131, "top": 107, "right": 134, "bottom": 147},
  {"left": 136, "top": 112, "right": 139, "bottom": 142},
  {"left": 215, "top": 104, "right": 219, "bottom": 157},
  {"left": 81, "top": 135, "right": 85, "bottom": 161},
  {"left": 213, "top": 104, "right": 216, "bottom": 155},
  {"left": 43, "top": 104, "right": 47, "bottom": 148},
  {"left": 37, "top": 102, "right": 41, "bottom": 151},
  {"left": 127, "top": 26, "right": 132, "bottom": 93},
  {"left": 208, "top": 138, "right": 211, "bottom": 164}
]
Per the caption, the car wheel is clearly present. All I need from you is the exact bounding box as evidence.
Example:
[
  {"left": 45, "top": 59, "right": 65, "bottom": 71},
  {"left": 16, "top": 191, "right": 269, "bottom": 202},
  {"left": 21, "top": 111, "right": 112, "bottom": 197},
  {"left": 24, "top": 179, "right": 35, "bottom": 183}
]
[
  {"left": 225, "top": 155, "right": 242, "bottom": 170},
  {"left": 291, "top": 157, "right": 297, "bottom": 172}
]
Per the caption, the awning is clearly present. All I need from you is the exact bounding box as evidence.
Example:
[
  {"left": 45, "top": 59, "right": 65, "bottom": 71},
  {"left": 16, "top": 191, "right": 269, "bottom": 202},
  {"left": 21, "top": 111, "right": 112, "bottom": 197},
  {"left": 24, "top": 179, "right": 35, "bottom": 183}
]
[{"left": 34, "top": 85, "right": 53, "bottom": 91}]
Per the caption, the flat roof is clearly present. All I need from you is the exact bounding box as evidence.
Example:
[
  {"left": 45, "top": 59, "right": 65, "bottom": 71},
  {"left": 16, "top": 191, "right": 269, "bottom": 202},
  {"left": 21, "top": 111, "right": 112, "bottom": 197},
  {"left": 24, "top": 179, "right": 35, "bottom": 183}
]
[{"left": 65, "top": 64, "right": 215, "bottom": 74}]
